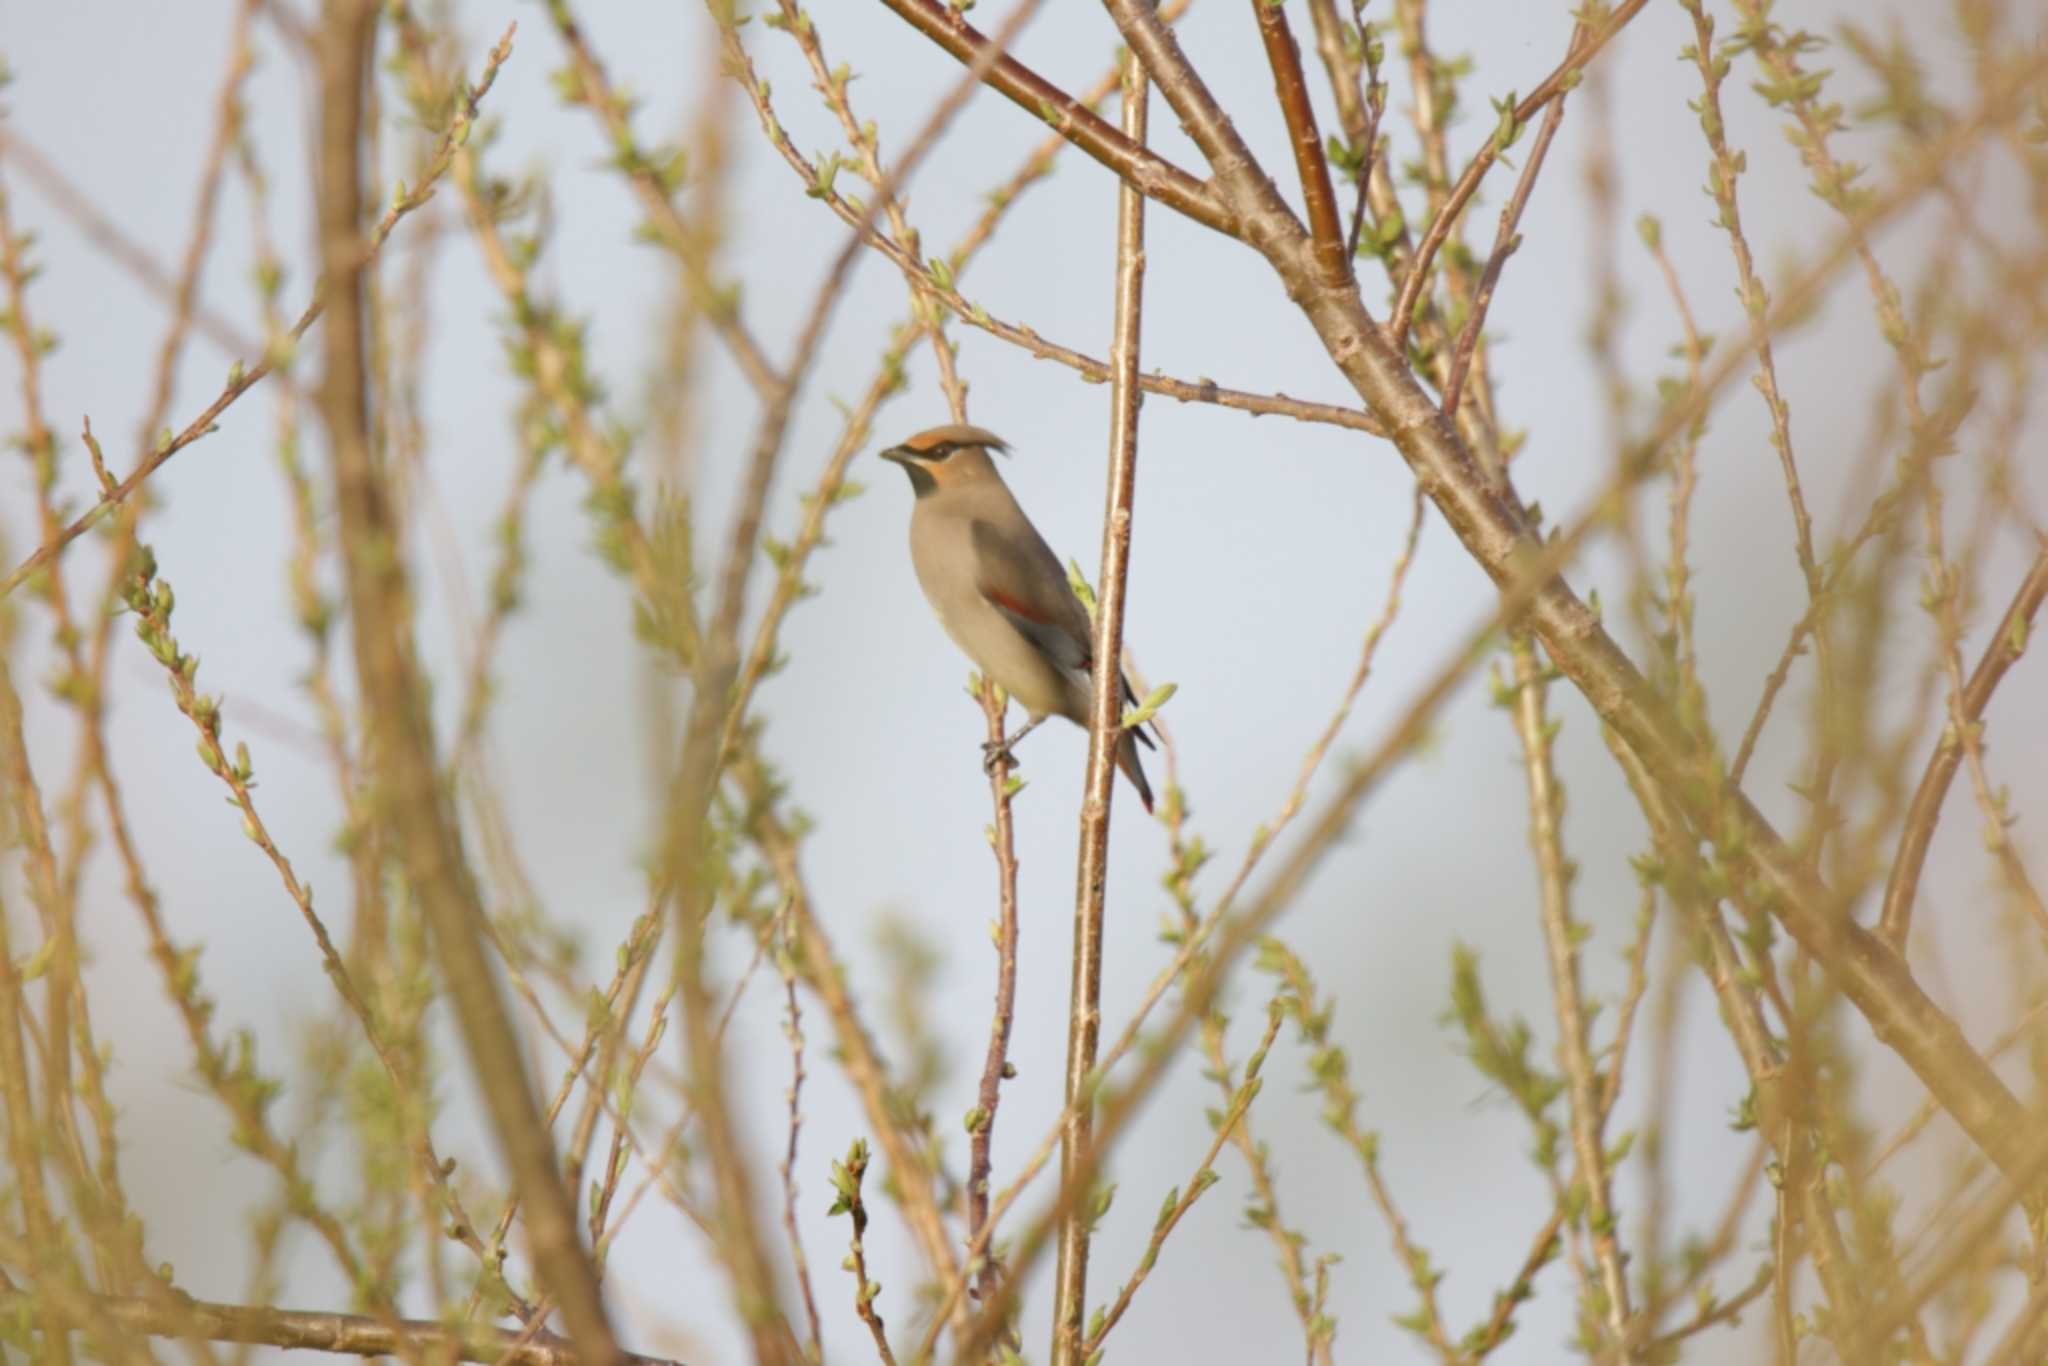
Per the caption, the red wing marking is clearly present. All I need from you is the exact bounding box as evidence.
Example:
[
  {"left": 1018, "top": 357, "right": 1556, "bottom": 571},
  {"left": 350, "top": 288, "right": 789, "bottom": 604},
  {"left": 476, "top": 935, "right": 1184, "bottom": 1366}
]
[
  {"left": 983, "top": 585, "right": 1051, "bottom": 623},
  {"left": 984, "top": 585, "right": 1093, "bottom": 671}
]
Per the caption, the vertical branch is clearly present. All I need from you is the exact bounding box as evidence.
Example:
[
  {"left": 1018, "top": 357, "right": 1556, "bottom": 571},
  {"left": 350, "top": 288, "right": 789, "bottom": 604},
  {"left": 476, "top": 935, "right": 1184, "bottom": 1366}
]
[
  {"left": 1051, "top": 34, "right": 1150, "bottom": 1366},
  {"left": 1251, "top": 0, "right": 1351, "bottom": 289},
  {"left": 1606, "top": 732, "right": 1868, "bottom": 1360},
  {"left": 968, "top": 676, "right": 1023, "bottom": 1306},
  {"left": 1508, "top": 644, "right": 1631, "bottom": 1349},
  {"left": 311, "top": 5, "right": 619, "bottom": 1362},
  {"left": 0, "top": 664, "right": 71, "bottom": 1361}
]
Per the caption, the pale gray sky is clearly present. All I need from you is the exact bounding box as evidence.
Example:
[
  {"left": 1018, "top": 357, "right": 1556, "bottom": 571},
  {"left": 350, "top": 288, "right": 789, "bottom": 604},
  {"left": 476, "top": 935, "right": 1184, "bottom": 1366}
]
[{"left": 4, "top": 2, "right": 2044, "bottom": 1362}]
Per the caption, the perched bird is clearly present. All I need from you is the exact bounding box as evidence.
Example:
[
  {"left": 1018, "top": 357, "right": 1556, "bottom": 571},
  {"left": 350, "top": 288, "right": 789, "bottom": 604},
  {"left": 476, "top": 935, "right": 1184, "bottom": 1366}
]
[{"left": 880, "top": 423, "right": 1156, "bottom": 812}]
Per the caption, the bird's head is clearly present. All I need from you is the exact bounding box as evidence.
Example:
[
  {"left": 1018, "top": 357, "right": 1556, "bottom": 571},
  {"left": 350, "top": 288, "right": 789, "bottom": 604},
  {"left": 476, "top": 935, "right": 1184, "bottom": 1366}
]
[{"left": 879, "top": 424, "right": 1009, "bottom": 497}]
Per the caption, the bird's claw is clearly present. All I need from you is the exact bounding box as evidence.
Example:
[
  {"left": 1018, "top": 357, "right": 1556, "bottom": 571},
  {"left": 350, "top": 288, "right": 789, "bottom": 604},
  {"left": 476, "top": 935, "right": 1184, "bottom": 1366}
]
[{"left": 981, "top": 739, "right": 1014, "bottom": 775}]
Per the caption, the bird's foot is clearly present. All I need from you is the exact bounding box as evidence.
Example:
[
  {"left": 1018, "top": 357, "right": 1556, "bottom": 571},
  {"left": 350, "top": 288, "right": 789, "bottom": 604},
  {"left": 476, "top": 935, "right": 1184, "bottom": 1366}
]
[{"left": 981, "top": 739, "right": 1016, "bottom": 775}]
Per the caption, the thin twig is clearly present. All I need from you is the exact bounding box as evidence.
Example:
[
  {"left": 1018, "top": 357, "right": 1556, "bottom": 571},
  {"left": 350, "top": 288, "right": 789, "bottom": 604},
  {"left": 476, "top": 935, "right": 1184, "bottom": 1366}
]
[
  {"left": 873, "top": 0, "right": 1232, "bottom": 235},
  {"left": 966, "top": 675, "right": 1023, "bottom": 1306},
  {"left": 1510, "top": 640, "right": 1632, "bottom": 1348},
  {"left": 0, "top": 23, "right": 510, "bottom": 601},
  {"left": 1880, "top": 546, "right": 2048, "bottom": 946},
  {"left": 1438, "top": 65, "right": 1574, "bottom": 423},
  {"left": 1081, "top": 1009, "right": 1284, "bottom": 1356},
  {"left": 0, "top": 1288, "right": 675, "bottom": 1366},
  {"left": 1388, "top": 0, "right": 1650, "bottom": 353}
]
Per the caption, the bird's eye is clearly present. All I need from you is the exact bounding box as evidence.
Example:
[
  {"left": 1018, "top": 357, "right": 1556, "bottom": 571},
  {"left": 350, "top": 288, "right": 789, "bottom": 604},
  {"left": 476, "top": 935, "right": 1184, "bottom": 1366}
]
[{"left": 926, "top": 442, "right": 955, "bottom": 460}]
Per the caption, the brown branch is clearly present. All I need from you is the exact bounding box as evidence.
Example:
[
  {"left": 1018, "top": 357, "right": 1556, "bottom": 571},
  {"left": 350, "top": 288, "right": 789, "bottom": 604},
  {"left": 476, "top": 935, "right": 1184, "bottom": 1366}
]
[
  {"left": 1606, "top": 731, "right": 1867, "bottom": 1360},
  {"left": 875, "top": 0, "right": 1234, "bottom": 236},
  {"left": 967, "top": 676, "right": 1023, "bottom": 1305},
  {"left": 1251, "top": 0, "right": 1350, "bottom": 288},
  {"left": 1101, "top": 0, "right": 2043, "bottom": 1182},
  {"left": 661, "top": 7, "right": 1053, "bottom": 1350},
  {"left": 830, "top": 1142, "right": 897, "bottom": 1366},
  {"left": 0, "top": 668, "right": 72, "bottom": 1348},
  {"left": 734, "top": 762, "right": 963, "bottom": 1301},
  {"left": 1438, "top": 73, "right": 1572, "bottom": 423},
  {"left": 543, "top": 3, "right": 778, "bottom": 399},
  {"left": 1389, "top": 0, "right": 1649, "bottom": 354},
  {"left": 1468, "top": 1206, "right": 1565, "bottom": 1358},
  {"left": 1081, "top": 1009, "right": 1283, "bottom": 1356},
  {"left": 775, "top": 955, "right": 824, "bottom": 1359},
  {"left": 0, "top": 1291, "right": 676, "bottom": 1366},
  {"left": 1051, "top": 37, "right": 1150, "bottom": 1364},
  {"left": 311, "top": 6, "right": 619, "bottom": 1363},
  {"left": 709, "top": 25, "right": 1387, "bottom": 442},
  {"left": 0, "top": 21, "right": 508, "bottom": 601},
  {"left": 1879, "top": 546, "right": 2048, "bottom": 947},
  {"left": 1509, "top": 642, "right": 1631, "bottom": 1348}
]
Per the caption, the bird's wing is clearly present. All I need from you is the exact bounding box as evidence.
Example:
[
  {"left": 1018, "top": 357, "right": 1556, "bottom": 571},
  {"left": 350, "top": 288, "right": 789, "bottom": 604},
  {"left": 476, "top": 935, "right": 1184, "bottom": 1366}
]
[
  {"left": 970, "top": 516, "right": 1094, "bottom": 678},
  {"left": 971, "top": 517, "right": 1157, "bottom": 750}
]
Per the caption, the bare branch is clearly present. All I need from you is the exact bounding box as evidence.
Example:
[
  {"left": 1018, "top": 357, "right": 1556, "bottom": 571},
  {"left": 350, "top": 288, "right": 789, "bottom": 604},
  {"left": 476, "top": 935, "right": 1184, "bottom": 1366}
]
[
  {"left": 1051, "top": 34, "right": 1151, "bottom": 1364},
  {"left": 0, "top": 1289, "right": 677, "bottom": 1366},
  {"left": 1388, "top": 0, "right": 1649, "bottom": 354},
  {"left": 1251, "top": 0, "right": 1350, "bottom": 289},
  {"left": 312, "top": 6, "right": 618, "bottom": 1360},
  {"left": 1880, "top": 547, "right": 2048, "bottom": 946},
  {"left": 876, "top": 0, "right": 1234, "bottom": 235}
]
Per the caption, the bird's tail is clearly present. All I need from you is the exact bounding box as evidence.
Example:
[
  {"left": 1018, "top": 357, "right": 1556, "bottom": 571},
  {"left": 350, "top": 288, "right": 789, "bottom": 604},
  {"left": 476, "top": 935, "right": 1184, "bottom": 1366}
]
[{"left": 1115, "top": 728, "right": 1155, "bottom": 814}]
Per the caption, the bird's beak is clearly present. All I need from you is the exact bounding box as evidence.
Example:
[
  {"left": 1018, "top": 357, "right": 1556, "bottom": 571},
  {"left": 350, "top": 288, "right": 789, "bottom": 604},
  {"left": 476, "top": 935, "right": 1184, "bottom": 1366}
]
[{"left": 878, "top": 444, "right": 916, "bottom": 466}]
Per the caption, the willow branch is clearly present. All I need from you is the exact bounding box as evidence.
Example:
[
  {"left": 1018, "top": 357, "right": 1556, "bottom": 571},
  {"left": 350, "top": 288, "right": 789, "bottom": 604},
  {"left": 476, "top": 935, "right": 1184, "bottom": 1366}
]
[
  {"left": 967, "top": 677, "right": 1022, "bottom": 1305},
  {"left": 1251, "top": 0, "right": 1349, "bottom": 288},
  {"left": 1389, "top": 0, "right": 1649, "bottom": 353},
  {"left": 1050, "top": 38, "right": 1150, "bottom": 1366},
  {"left": 1879, "top": 546, "right": 2048, "bottom": 947},
  {"left": 543, "top": 1, "right": 778, "bottom": 398},
  {"left": 312, "top": 6, "right": 619, "bottom": 1361},
  {"left": 0, "top": 1290, "right": 675, "bottom": 1366},
  {"left": 1605, "top": 729, "right": 1867, "bottom": 1360},
  {"left": 1438, "top": 77, "right": 1572, "bottom": 421},
  {"left": 663, "top": 7, "right": 1051, "bottom": 1346},
  {"left": 875, "top": 0, "right": 1233, "bottom": 235},
  {"left": 1102, "top": 0, "right": 2042, "bottom": 1181},
  {"left": 0, "top": 21, "right": 507, "bottom": 600},
  {"left": 1510, "top": 643, "right": 1631, "bottom": 1348}
]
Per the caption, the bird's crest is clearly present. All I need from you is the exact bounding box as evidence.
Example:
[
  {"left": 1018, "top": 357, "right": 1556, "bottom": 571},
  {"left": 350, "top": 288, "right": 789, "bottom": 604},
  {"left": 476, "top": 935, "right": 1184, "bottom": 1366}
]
[{"left": 899, "top": 423, "right": 1010, "bottom": 457}]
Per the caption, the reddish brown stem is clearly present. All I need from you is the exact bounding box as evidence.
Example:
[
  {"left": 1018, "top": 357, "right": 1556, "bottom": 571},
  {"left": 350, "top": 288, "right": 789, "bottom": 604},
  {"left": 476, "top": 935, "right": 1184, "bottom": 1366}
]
[
  {"left": 1252, "top": 0, "right": 1351, "bottom": 288},
  {"left": 875, "top": 0, "right": 1234, "bottom": 236},
  {"left": 967, "top": 681, "right": 1022, "bottom": 1304}
]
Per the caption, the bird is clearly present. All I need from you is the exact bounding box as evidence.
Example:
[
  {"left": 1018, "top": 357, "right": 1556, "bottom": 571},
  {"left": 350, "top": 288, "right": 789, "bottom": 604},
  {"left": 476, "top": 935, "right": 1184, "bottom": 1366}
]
[{"left": 879, "top": 423, "right": 1156, "bottom": 813}]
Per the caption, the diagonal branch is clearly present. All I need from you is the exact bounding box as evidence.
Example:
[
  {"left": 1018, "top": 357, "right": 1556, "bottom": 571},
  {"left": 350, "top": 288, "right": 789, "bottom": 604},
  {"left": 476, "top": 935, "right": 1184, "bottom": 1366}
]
[
  {"left": 0, "top": 21, "right": 510, "bottom": 601},
  {"left": 876, "top": 0, "right": 1235, "bottom": 236},
  {"left": 1389, "top": 0, "right": 1649, "bottom": 354},
  {"left": 1879, "top": 546, "right": 2048, "bottom": 947},
  {"left": 1438, "top": 71, "right": 1574, "bottom": 422},
  {"left": 1100, "top": 0, "right": 2043, "bottom": 1181}
]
